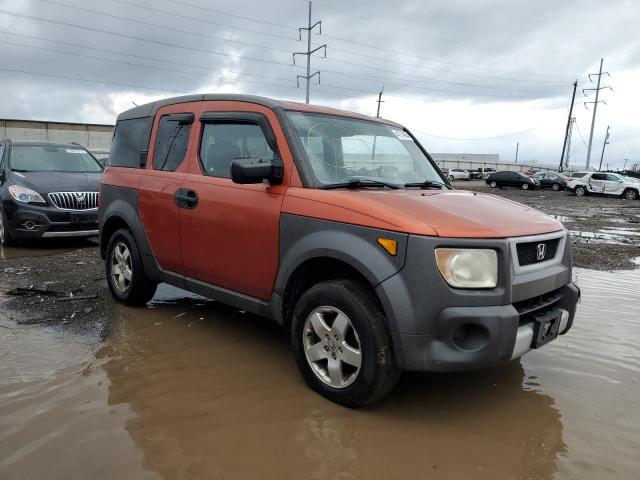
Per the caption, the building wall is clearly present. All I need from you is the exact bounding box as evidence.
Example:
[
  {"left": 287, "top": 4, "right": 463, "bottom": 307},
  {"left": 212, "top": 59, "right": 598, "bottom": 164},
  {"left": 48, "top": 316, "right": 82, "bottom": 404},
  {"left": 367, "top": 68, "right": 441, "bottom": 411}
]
[
  {"left": 0, "top": 119, "right": 114, "bottom": 159},
  {"left": 431, "top": 153, "right": 559, "bottom": 173}
]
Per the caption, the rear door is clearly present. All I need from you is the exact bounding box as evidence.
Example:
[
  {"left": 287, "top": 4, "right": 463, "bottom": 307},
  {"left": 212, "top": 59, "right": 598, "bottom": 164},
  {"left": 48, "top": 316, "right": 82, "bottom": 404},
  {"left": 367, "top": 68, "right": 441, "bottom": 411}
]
[
  {"left": 179, "top": 102, "right": 292, "bottom": 300},
  {"left": 137, "top": 105, "right": 196, "bottom": 274},
  {"left": 604, "top": 174, "right": 624, "bottom": 195}
]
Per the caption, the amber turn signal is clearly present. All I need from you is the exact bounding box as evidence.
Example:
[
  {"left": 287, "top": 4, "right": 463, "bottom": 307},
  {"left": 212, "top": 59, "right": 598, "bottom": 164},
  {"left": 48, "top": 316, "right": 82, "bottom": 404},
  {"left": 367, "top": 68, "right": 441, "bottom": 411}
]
[{"left": 377, "top": 237, "right": 398, "bottom": 256}]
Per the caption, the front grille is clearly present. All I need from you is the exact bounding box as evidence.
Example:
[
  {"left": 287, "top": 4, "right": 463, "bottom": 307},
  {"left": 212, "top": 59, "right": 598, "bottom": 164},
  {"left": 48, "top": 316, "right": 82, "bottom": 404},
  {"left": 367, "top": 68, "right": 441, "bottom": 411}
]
[
  {"left": 514, "top": 289, "right": 564, "bottom": 318},
  {"left": 48, "top": 192, "right": 99, "bottom": 210},
  {"left": 516, "top": 238, "right": 559, "bottom": 266}
]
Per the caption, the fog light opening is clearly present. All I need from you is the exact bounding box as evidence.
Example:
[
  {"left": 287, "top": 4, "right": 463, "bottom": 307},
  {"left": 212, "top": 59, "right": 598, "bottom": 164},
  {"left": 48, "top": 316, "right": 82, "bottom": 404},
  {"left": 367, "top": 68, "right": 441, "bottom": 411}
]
[
  {"left": 23, "top": 221, "right": 37, "bottom": 230},
  {"left": 451, "top": 323, "right": 490, "bottom": 351}
]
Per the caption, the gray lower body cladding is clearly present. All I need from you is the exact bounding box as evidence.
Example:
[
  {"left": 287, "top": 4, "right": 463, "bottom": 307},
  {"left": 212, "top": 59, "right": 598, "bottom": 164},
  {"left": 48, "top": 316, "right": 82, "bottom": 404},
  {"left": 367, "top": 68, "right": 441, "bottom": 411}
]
[{"left": 376, "top": 232, "right": 579, "bottom": 371}]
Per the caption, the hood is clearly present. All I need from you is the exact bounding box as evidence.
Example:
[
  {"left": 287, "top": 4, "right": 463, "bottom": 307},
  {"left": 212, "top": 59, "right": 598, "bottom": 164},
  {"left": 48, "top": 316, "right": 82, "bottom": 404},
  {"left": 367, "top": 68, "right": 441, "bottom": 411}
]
[
  {"left": 9, "top": 171, "right": 102, "bottom": 195},
  {"left": 283, "top": 188, "right": 563, "bottom": 238}
]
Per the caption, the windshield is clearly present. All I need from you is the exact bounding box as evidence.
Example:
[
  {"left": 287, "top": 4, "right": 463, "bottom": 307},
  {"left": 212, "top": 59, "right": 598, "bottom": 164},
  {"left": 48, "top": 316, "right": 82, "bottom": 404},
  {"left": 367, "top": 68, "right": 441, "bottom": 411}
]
[
  {"left": 10, "top": 145, "right": 103, "bottom": 173},
  {"left": 287, "top": 112, "right": 444, "bottom": 187}
]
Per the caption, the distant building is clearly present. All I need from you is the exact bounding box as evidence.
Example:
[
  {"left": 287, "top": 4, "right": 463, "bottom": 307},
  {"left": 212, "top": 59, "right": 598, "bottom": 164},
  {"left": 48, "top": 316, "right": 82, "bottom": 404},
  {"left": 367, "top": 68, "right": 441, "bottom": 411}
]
[{"left": 0, "top": 118, "right": 113, "bottom": 161}]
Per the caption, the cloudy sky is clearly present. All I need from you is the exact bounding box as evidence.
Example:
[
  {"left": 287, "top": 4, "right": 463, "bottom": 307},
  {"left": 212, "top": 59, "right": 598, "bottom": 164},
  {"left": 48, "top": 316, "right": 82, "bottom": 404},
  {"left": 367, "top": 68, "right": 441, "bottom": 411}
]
[{"left": 0, "top": 0, "right": 638, "bottom": 168}]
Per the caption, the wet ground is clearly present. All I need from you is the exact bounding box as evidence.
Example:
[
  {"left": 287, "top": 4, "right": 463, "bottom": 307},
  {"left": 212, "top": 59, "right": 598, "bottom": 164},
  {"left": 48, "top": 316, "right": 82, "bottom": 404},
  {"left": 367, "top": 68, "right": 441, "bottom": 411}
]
[
  {"left": 1, "top": 190, "right": 640, "bottom": 479},
  {"left": 0, "top": 266, "right": 638, "bottom": 479},
  {"left": 461, "top": 180, "right": 640, "bottom": 270}
]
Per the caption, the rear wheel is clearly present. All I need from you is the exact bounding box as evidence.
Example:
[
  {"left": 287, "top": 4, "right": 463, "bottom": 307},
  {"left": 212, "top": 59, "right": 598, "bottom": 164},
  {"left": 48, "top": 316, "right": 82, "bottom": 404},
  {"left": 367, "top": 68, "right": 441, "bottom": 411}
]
[
  {"left": 490, "top": 181, "right": 497, "bottom": 188},
  {"left": 106, "top": 228, "right": 157, "bottom": 306},
  {"left": 0, "top": 207, "right": 19, "bottom": 247},
  {"left": 552, "top": 183, "right": 561, "bottom": 191},
  {"left": 623, "top": 188, "right": 638, "bottom": 200},
  {"left": 575, "top": 186, "right": 587, "bottom": 197},
  {"left": 521, "top": 183, "right": 529, "bottom": 190},
  {"left": 291, "top": 279, "right": 400, "bottom": 408}
]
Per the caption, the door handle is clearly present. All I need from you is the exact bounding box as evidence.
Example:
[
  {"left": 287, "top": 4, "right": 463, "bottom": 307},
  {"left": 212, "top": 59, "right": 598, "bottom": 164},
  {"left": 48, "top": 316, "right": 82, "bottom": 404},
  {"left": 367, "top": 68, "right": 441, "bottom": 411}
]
[{"left": 174, "top": 188, "right": 198, "bottom": 209}]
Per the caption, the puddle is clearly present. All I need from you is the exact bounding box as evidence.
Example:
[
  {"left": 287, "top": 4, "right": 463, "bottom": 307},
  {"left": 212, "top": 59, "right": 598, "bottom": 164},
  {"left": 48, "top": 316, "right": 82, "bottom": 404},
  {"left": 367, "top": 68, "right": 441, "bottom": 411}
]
[
  {"left": 0, "top": 238, "right": 97, "bottom": 261},
  {"left": 1, "top": 269, "right": 639, "bottom": 479}
]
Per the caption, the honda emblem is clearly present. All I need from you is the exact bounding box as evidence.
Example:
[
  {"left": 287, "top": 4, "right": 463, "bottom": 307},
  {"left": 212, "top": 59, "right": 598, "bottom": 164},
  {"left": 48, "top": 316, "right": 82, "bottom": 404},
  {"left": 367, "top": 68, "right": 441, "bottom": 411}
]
[{"left": 536, "top": 243, "right": 546, "bottom": 261}]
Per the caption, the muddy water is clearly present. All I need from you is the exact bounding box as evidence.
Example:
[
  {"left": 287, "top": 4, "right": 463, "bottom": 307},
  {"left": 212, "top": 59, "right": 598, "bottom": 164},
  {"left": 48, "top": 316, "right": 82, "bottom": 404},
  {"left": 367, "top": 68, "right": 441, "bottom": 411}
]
[
  {"left": 1, "top": 270, "right": 639, "bottom": 479},
  {"left": 0, "top": 238, "right": 95, "bottom": 260}
]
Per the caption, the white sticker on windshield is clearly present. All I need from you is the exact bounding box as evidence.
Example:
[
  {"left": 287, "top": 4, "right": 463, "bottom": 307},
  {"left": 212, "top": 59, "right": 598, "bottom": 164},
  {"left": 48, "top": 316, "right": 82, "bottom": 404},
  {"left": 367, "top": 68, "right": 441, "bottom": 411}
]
[
  {"left": 66, "top": 149, "right": 85, "bottom": 153},
  {"left": 392, "top": 129, "right": 412, "bottom": 141}
]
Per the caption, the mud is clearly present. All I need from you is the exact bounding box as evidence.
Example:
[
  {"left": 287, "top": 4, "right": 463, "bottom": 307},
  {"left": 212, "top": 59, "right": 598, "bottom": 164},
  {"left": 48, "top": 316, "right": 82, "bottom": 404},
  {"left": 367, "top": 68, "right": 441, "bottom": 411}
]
[
  {"left": 461, "top": 180, "right": 640, "bottom": 270},
  {"left": 1, "top": 258, "right": 640, "bottom": 479}
]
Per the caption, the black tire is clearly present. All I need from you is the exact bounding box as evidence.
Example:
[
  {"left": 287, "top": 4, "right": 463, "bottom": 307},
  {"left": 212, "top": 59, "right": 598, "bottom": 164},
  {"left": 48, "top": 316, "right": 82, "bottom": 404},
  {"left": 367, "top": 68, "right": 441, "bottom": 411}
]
[
  {"left": 0, "top": 206, "right": 19, "bottom": 247},
  {"left": 490, "top": 181, "right": 497, "bottom": 188},
  {"left": 105, "top": 228, "right": 157, "bottom": 306},
  {"left": 551, "top": 183, "right": 561, "bottom": 191},
  {"left": 291, "top": 279, "right": 400, "bottom": 408},
  {"left": 622, "top": 188, "right": 638, "bottom": 200},
  {"left": 521, "top": 183, "right": 529, "bottom": 190},
  {"left": 575, "top": 186, "right": 587, "bottom": 197}
]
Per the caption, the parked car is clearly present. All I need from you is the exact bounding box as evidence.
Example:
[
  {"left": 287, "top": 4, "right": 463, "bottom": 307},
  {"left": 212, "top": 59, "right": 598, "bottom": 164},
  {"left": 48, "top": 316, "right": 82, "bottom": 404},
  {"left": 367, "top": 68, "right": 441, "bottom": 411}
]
[
  {"left": 100, "top": 94, "right": 579, "bottom": 407},
  {"left": 566, "top": 172, "right": 639, "bottom": 199},
  {"left": 469, "top": 167, "right": 496, "bottom": 179},
  {"left": 0, "top": 140, "right": 103, "bottom": 246},
  {"left": 441, "top": 167, "right": 449, "bottom": 177},
  {"left": 486, "top": 171, "right": 540, "bottom": 190},
  {"left": 524, "top": 169, "right": 539, "bottom": 177},
  {"left": 533, "top": 172, "right": 569, "bottom": 191},
  {"left": 448, "top": 168, "right": 470, "bottom": 181}
]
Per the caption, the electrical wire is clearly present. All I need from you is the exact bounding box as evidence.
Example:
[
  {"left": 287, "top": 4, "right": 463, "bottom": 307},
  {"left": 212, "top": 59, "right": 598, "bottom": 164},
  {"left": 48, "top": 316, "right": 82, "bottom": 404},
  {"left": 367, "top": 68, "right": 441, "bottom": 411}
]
[{"left": 413, "top": 126, "right": 540, "bottom": 141}]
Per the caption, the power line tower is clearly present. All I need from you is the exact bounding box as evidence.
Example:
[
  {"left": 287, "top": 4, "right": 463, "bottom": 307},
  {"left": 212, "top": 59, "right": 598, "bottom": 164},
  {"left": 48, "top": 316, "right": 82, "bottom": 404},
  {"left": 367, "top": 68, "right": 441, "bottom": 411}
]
[
  {"left": 559, "top": 80, "right": 577, "bottom": 171},
  {"left": 583, "top": 58, "right": 612, "bottom": 169},
  {"left": 598, "top": 125, "right": 611, "bottom": 171},
  {"left": 376, "top": 86, "right": 384, "bottom": 118},
  {"left": 293, "top": 1, "right": 326, "bottom": 104}
]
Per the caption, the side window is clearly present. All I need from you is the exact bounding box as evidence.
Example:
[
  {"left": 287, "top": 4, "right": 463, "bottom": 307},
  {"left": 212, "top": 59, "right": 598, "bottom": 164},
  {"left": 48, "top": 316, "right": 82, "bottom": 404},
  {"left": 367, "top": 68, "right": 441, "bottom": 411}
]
[
  {"left": 199, "top": 123, "right": 275, "bottom": 178},
  {"left": 592, "top": 173, "right": 606, "bottom": 181},
  {"left": 606, "top": 174, "right": 621, "bottom": 182},
  {"left": 109, "top": 117, "right": 153, "bottom": 168},
  {"left": 152, "top": 115, "right": 193, "bottom": 171}
]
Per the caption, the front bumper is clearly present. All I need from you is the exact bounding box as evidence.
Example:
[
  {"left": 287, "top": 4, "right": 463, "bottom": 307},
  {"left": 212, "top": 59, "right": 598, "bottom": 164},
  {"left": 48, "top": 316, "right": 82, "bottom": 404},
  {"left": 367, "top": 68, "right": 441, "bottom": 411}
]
[
  {"left": 2, "top": 199, "right": 98, "bottom": 239},
  {"left": 376, "top": 231, "right": 579, "bottom": 371}
]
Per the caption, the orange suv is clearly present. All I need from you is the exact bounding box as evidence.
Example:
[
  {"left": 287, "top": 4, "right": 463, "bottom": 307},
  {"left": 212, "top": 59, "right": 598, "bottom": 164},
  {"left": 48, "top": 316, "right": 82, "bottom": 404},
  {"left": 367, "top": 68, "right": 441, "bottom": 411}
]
[{"left": 99, "top": 94, "right": 579, "bottom": 407}]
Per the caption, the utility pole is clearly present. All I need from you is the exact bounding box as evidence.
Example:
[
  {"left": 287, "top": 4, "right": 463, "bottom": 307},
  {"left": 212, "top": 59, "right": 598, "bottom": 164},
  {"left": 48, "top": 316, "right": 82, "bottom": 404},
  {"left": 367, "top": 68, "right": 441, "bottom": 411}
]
[
  {"left": 565, "top": 117, "right": 575, "bottom": 169},
  {"left": 293, "top": 1, "right": 326, "bottom": 104},
  {"left": 559, "top": 80, "right": 578, "bottom": 171},
  {"left": 515, "top": 142, "right": 519, "bottom": 163},
  {"left": 584, "top": 58, "right": 612, "bottom": 169},
  {"left": 598, "top": 125, "right": 611, "bottom": 171},
  {"left": 623, "top": 158, "right": 629, "bottom": 171},
  {"left": 376, "top": 86, "right": 384, "bottom": 118}
]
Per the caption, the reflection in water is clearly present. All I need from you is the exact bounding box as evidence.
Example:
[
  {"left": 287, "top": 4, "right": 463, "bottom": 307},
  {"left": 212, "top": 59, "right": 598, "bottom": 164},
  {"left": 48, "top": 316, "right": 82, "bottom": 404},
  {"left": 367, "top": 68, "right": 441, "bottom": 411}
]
[
  {"left": 0, "top": 238, "right": 97, "bottom": 260},
  {"left": 101, "top": 287, "right": 565, "bottom": 480}
]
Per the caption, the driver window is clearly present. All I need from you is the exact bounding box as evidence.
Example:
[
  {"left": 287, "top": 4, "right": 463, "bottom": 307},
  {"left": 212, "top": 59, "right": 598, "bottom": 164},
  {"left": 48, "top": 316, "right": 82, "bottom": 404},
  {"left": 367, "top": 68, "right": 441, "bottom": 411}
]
[{"left": 606, "top": 174, "right": 621, "bottom": 182}]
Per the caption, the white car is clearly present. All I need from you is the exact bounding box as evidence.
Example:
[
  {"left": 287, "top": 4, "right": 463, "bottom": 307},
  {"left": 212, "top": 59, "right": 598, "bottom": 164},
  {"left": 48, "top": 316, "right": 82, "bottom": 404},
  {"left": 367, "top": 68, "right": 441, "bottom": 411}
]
[
  {"left": 448, "top": 168, "right": 470, "bottom": 181},
  {"left": 566, "top": 172, "right": 639, "bottom": 200}
]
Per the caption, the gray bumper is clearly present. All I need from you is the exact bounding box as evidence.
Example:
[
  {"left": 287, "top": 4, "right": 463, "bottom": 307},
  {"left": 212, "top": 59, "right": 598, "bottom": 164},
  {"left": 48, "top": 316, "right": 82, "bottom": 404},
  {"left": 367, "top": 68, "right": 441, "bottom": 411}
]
[{"left": 376, "top": 231, "right": 579, "bottom": 371}]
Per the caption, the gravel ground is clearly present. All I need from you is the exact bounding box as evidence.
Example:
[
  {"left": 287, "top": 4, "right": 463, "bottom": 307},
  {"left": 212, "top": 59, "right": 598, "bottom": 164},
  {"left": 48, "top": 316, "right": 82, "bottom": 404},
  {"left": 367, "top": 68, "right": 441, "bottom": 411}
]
[{"left": 2, "top": 183, "right": 638, "bottom": 329}]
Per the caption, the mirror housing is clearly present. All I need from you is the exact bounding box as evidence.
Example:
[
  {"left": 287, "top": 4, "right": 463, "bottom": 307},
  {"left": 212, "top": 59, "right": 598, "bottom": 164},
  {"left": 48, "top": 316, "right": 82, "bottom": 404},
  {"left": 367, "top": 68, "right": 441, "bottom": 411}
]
[{"left": 230, "top": 157, "right": 283, "bottom": 185}]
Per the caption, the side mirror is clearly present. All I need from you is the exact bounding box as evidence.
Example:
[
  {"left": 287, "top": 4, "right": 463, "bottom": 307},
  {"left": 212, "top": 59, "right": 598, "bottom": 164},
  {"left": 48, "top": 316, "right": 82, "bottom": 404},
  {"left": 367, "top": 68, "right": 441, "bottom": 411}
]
[{"left": 230, "top": 157, "right": 283, "bottom": 185}]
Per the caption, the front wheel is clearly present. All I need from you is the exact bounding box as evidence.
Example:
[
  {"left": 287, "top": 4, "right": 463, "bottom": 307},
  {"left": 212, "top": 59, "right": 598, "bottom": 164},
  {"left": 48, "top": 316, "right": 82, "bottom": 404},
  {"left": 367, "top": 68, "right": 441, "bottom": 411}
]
[
  {"left": 291, "top": 280, "right": 400, "bottom": 408},
  {"left": 623, "top": 189, "right": 638, "bottom": 200},
  {"left": 575, "top": 186, "right": 587, "bottom": 197},
  {"left": 490, "top": 181, "right": 497, "bottom": 188},
  {"left": 0, "top": 207, "right": 19, "bottom": 247},
  {"left": 106, "top": 228, "right": 158, "bottom": 306},
  {"left": 552, "top": 183, "right": 561, "bottom": 191},
  {"left": 521, "top": 183, "right": 530, "bottom": 190}
]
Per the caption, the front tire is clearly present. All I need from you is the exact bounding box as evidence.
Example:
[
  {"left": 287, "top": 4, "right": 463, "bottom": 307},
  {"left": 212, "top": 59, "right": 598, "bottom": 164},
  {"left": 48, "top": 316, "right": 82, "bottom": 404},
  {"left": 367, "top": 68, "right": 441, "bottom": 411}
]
[
  {"left": 623, "top": 189, "right": 638, "bottom": 200},
  {"left": 106, "top": 228, "right": 157, "bottom": 306},
  {"left": 291, "top": 279, "right": 400, "bottom": 408},
  {"left": 521, "top": 183, "right": 530, "bottom": 190},
  {"left": 552, "top": 183, "right": 561, "bottom": 191},
  {"left": 0, "top": 206, "right": 19, "bottom": 247},
  {"left": 490, "top": 181, "right": 497, "bottom": 188},
  {"left": 575, "top": 186, "right": 587, "bottom": 196}
]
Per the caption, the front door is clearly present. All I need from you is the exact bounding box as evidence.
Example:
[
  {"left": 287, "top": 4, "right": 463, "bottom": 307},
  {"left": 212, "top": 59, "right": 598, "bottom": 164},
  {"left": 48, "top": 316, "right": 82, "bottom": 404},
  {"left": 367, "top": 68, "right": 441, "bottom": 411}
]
[
  {"left": 179, "top": 103, "right": 290, "bottom": 301},
  {"left": 589, "top": 173, "right": 607, "bottom": 193},
  {"left": 137, "top": 106, "right": 196, "bottom": 274},
  {"left": 603, "top": 174, "right": 624, "bottom": 195}
]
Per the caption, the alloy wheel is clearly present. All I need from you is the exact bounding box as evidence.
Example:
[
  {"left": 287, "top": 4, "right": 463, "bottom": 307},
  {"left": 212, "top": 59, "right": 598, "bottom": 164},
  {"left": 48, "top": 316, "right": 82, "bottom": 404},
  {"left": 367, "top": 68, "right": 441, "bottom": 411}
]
[
  {"left": 303, "top": 306, "right": 362, "bottom": 389},
  {"left": 490, "top": 181, "right": 497, "bottom": 188},
  {"left": 624, "top": 189, "right": 638, "bottom": 200},
  {"left": 111, "top": 242, "right": 133, "bottom": 293},
  {"left": 576, "top": 187, "right": 586, "bottom": 196},
  {"left": 522, "top": 183, "right": 529, "bottom": 190},
  {"left": 552, "top": 183, "right": 560, "bottom": 191}
]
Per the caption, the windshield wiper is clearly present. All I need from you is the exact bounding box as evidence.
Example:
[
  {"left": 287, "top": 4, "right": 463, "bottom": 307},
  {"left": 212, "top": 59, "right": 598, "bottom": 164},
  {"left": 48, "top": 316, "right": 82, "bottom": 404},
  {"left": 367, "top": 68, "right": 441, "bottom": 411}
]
[
  {"left": 319, "top": 178, "right": 400, "bottom": 190},
  {"left": 404, "top": 180, "right": 452, "bottom": 190}
]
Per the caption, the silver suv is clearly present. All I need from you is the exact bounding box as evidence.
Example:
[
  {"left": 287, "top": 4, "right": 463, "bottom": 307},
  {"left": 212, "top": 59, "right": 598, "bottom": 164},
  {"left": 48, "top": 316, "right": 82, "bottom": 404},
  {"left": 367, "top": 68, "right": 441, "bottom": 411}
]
[{"left": 566, "top": 172, "right": 639, "bottom": 200}]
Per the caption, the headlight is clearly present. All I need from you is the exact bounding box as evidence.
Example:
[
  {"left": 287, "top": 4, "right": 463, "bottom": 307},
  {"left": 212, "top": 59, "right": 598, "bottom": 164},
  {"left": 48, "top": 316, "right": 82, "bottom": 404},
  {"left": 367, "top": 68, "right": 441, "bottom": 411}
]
[
  {"left": 435, "top": 248, "right": 498, "bottom": 289},
  {"left": 8, "top": 185, "right": 46, "bottom": 204}
]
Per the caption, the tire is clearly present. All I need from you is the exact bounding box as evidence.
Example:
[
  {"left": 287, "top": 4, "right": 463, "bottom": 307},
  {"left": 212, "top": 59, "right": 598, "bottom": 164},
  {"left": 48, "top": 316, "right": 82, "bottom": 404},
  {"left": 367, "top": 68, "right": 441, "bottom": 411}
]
[
  {"left": 575, "top": 186, "right": 586, "bottom": 197},
  {"left": 623, "top": 189, "right": 638, "bottom": 200},
  {"left": 521, "top": 183, "right": 529, "bottom": 190},
  {"left": 449, "top": 175, "right": 455, "bottom": 181},
  {"left": 490, "top": 181, "right": 497, "bottom": 188},
  {"left": 551, "top": 183, "right": 561, "bottom": 191},
  {"left": 291, "top": 279, "right": 400, "bottom": 408},
  {"left": 105, "top": 228, "right": 157, "bottom": 306},
  {"left": 0, "top": 206, "right": 19, "bottom": 247}
]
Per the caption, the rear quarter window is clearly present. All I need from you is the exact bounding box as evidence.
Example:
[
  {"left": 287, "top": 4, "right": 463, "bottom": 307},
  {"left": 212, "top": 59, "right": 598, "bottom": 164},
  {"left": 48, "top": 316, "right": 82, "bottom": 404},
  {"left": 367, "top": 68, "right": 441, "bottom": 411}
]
[{"left": 109, "top": 117, "right": 153, "bottom": 168}]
